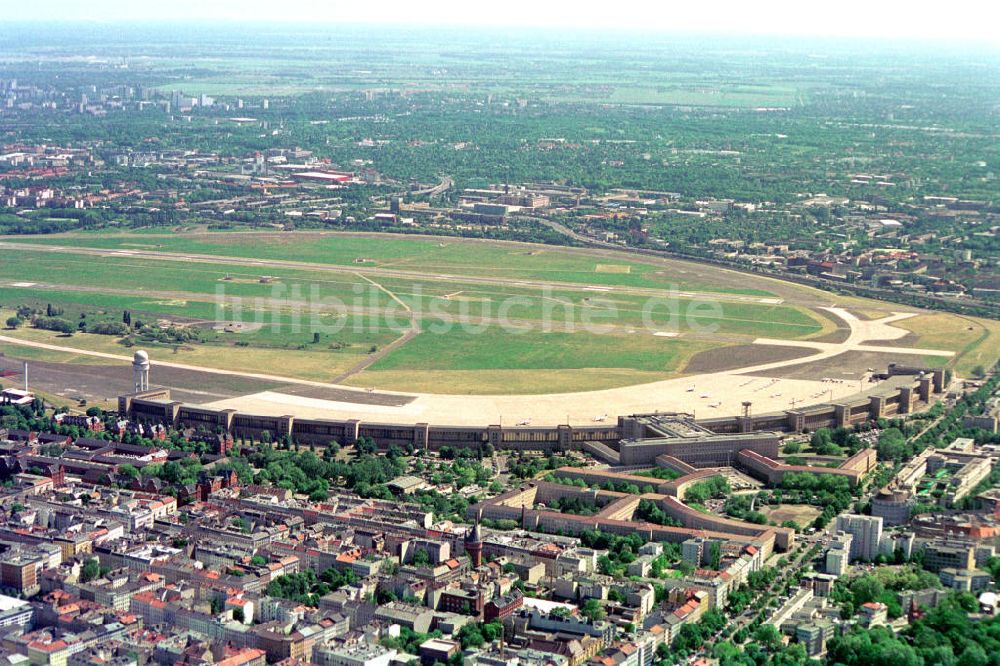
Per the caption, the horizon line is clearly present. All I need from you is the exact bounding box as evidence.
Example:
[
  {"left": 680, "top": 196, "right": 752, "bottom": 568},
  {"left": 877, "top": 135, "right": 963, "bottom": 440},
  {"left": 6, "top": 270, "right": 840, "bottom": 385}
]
[{"left": 3, "top": 20, "right": 999, "bottom": 49}]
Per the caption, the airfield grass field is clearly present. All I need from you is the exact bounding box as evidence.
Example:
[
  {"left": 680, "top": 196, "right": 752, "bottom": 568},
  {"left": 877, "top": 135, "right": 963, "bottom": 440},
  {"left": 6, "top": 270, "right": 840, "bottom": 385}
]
[
  {"left": 0, "top": 313, "right": 371, "bottom": 383},
  {"left": 7, "top": 232, "right": 776, "bottom": 294},
  {"left": 351, "top": 327, "right": 715, "bottom": 393},
  {"left": 0, "top": 245, "right": 827, "bottom": 338},
  {"left": 0, "top": 341, "right": 119, "bottom": 366},
  {"left": 368, "top": 327, "right": 709, "bottom": 372},
  {"left": 0, "top": 231, "right": 995, "bottom": 397},
  {"left": 893, "top": 312, "right": 1000, "bottom": 377}
]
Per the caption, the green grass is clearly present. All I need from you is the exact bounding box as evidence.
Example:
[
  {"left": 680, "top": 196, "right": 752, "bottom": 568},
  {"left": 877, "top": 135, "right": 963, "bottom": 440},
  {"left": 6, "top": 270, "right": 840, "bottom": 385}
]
[
  {"left": 0, "top": 246, "right": 824, "bottom": 339},
  {"left": 0, "top": 315, "right": 387, "bottom": 383},
  {"left": 350, "top": 325, "right": 711, "bottom": 394},
  {"left": 0, "top": 288, "right": 402, "bottom": 353},
  {"left": 0, "top": 249, "right": 381, "bottom": 305},
  {"left": 369, "top": 326, "right": 708, "bottom": 373},
  {"left": 0, "top": 342, "right": 119, "bottom": 366},
  {"left": 3, "top": 232, "right": 774, "bottom": 295},
  {"left": 894, "top": 312, "right": 1000, "bottom": 377}
]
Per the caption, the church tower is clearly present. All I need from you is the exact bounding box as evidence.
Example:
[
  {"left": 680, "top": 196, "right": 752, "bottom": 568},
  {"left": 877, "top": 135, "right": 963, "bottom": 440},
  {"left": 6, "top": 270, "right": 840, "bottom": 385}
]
[{"left": 466, "top": 513, "right": 483, "bottom": 568}]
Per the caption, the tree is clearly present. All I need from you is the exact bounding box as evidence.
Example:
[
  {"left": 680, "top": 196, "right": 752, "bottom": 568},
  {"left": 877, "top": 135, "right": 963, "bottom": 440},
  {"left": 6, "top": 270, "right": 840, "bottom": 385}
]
[
  {"left": 597, "top": 554, "right": 617, "bottom": 576},
  {"left": 118, "top": 464, "right": 140, "bottom": 483},
  {"left": 781, "top": 520, "right": 801, "bottom": 532},
  {"left": 754, "top": 624, "right": 781, "bottom": 650},
  {"left": 849, "top": 576, "right": 885, "bottom": 606},
  {"left": 675, "top": 622, "right": 705, "bottom": 652},
  {"left": 580, "top": 599, "right": 606, "bottom": 622},
  {"left": 828, "top": 626, "right": 919, "bottom": 666},
  {"left": 4, "top": 316, "right": 21, "bottom": 329},
  {"left": 811, "top": 428, "right": 832, "bottom": 449},
  {"left": 877, "top": 428, "right": 908, "bottom": 463},
  {"left": 457, "top": 623, "right": 485, "bottom": 649},
  {"left": 774, "top": 643, "right": 807, "bottom": 666},
  {"left": 708, "top": 541, "right": 722, "bottom": 570},
  {"left": 32, "top": 316, "right": 75, "bottom": 335},
  {"left": 80, "top": 557, "right": 101, "bottom": 583},
  {"left": 957, "top": 644, "right": 988, "bottom": 666},
  {"left": 411, "top": 549, "right": 431, "bottom": 567},
  {"left": 684, "top": 476, "right": 730, "bottom": 503},
  {"left": 712, "top": 641, "right": 743, "bottom": 665}
]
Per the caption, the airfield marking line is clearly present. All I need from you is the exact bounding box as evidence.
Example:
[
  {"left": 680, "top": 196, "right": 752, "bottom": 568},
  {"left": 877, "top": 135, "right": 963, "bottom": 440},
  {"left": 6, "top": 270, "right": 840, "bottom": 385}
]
[
  {"left": 328, "top": 327, "right": 421, "bottom": 385},
  {"left": 355, "top": 272, "right": 413, "bottom": 314}
]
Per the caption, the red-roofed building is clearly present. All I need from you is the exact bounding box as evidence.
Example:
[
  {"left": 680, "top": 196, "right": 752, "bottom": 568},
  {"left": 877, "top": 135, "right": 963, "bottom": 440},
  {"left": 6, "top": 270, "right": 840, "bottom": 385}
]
[{"left": 860, "top": 601, "right": 888, "bottom": 627}]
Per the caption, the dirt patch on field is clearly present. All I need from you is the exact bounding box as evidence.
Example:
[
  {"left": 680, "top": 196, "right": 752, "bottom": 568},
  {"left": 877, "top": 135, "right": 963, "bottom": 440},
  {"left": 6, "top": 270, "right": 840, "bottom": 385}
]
[
  {"left": 804, "top": 308, "right": 851, "bottom": 343},
  {"left": 762, "top": 504, "right": 822, "bottom": 525},
  {"left": 808, "top": 327, "right": 851, "bottom": 344},
  {"left": 211, "top": 322, "right": 266, "bottom": 334},
  {"left": 683, "top": 344, "right": 814, "bottom": 373},
  {"left": 145, "top": 299, "right": 188, "bottom": 307}
]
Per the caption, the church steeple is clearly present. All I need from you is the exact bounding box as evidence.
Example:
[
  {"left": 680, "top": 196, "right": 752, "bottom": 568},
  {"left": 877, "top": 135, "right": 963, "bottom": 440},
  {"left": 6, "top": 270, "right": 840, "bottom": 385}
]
[{"left": 466, "top": 509, "right": 484, "bottom": 567}]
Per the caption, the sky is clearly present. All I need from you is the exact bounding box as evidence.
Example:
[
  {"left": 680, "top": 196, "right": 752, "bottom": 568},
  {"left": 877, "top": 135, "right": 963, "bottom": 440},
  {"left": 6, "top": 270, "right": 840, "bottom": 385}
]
[{"left": 5, "top": 0, "right": 1000, "bottom": 44}]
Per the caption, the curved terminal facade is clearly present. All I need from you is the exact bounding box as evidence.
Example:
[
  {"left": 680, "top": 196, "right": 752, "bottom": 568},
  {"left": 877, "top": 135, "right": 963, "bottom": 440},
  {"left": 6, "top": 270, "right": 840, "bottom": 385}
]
[{"left": 118, "top": 365, "right": 943, "bottom": 460}]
